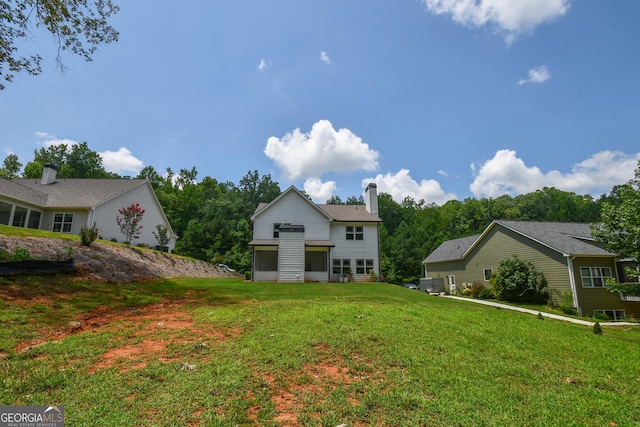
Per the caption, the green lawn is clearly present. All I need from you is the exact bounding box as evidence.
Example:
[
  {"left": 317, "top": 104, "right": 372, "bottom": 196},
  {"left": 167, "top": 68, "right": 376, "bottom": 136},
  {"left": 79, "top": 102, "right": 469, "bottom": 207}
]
[{"left": 1, "top": 277, "right": 639, "bottom": 426}]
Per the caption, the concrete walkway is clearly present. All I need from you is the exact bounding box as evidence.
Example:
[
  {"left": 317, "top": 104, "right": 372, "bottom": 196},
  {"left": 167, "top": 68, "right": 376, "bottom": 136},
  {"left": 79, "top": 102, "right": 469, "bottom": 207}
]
[{"left": 440, "top": 295, "right": 639, "bottom": 327}]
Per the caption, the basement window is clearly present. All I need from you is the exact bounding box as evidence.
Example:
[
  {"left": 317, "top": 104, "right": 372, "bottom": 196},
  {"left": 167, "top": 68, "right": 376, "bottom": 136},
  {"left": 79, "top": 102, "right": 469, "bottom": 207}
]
[{"left": 593, "top": 309, "right": 625, "bottom": 322}]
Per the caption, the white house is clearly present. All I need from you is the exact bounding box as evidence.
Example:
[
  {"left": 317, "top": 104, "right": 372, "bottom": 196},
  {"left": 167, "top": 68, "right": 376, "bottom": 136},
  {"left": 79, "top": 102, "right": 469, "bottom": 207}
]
[
  {"left": 249, "top": 183, "right": 382, "bottom": 282},
  {"left": 0, "top": 163, "right": 177, "bottom": 251}
]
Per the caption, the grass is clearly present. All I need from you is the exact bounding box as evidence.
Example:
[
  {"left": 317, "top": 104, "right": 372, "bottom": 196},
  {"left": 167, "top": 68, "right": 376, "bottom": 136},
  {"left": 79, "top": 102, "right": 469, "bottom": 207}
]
[{"left": 1, "top": 276, "right": 639, "bottom": 426}]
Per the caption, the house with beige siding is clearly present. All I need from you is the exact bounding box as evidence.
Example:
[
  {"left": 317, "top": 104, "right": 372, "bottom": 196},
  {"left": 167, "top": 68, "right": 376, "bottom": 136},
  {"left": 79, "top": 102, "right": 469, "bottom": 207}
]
[
  {"left": 422, "top": 220, "right": 639, "bottom": 320},
  {"left": 0, "top": 163, "right": 177, "bottom": 251},
  {"left": 249, "top": 184, "right": 382, "bottom": 282}
]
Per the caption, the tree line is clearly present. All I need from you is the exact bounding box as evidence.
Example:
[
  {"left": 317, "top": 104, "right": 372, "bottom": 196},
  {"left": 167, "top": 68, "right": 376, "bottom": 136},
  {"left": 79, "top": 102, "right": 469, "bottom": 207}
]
[{"left": 1, "top": 143, "right": 633, "bottom": 284}]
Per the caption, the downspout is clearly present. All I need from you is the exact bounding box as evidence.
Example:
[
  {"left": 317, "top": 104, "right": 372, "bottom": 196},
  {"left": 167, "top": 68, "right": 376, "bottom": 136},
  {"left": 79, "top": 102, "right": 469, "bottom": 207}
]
[
  {"left": 377, "top": 222, "right": 381, "bottom": 281},
  {"left": 565, "top": 255, "right": 581, "bottom": 316}
]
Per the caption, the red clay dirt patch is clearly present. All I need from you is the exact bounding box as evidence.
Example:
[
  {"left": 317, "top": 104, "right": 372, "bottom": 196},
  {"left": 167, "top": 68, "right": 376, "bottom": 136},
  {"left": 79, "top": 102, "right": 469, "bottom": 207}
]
[
  {"left": 253, "top": 344, "right": 384, "bottom": 427},
  {"left": 14, "top": 299, "right": 237, "bottom": 375}
]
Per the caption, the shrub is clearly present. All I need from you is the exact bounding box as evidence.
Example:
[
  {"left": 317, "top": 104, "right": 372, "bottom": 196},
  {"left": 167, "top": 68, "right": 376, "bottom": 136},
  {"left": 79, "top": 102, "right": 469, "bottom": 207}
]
[
  {"left": 491, "top": 254, "right": 549, "bottom": 304},
  {"left": 470, "top": 281, "right": 485, "bottom": 298},
  {"left": 593, "top": 322, "right": 603, "bottom": 335},
  {"left": 593, "top": 311, "right": 610, "bottom": 321},
  {"left": 245, "top": 271, "right": 251, "bottom": 281},
  {"left": 80, "top": 221, "right": 99, "bottom": 246},
  {"left": 10, "top": 246, "right": 30, "bottom": 261},
  {"left": 478, "top": 288, "right": 494, "bottom": 299},
  {"left": 559, "top": 291, "right": 578, "bottom": 315}
]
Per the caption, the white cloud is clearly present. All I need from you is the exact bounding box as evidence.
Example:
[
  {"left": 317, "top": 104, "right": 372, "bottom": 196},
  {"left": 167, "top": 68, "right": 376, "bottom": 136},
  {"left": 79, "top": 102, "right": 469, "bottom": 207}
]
[
  {"left": 437, "top": 169, "right": 448, "bottom": 177},
  {"left": 320, "top": 51, "right": 331, "bottom": 64},
  {"left": 422, "top": 0, "right": 570, "bottom": 43},
  {"left": 519, "top": 65, "right": 550, "bottom": 85},
  {"left": 99, "top": 147, "right": 144, "bottom": 175},
  {"left": 35, "top": 131, "right": 79, "bottom": 149},
  {"left": 363, "top": 169, "right": 457, "bottom": 205},
  {"left": 258, "top": 58, "right": 268, "bottom": 71},
  {"left": 264, "top": 119, "right": 380, "bottom": 181},
  {"left": 304, "top": 178, "right": 337, "bottom": 202},
  {"left": 470, "top": 149, "right": 640, "bottom": 198}
]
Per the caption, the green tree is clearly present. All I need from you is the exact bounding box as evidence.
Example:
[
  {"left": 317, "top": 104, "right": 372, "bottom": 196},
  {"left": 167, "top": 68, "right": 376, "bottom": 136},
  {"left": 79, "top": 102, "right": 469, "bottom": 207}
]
[
  {"left": 490, "top": 255, "right": 548, "bottom": 303},
  {"left": 1, "top": 0, "right": 119, "bottom": 90},
  {"left": 22, "top": 142, "right": 113, "bottom": 178},
  {"left": 0, "top": 154, "right": 22, "bottom": 178},
  {"left": 591, "top": 161, "right": 640, "bottom": 296},
  {"left": 152, "top": 224, "right": 170, "bottom": 250},
  {"left": 137, "top": 166, "right": 164, "bottom": 189}
]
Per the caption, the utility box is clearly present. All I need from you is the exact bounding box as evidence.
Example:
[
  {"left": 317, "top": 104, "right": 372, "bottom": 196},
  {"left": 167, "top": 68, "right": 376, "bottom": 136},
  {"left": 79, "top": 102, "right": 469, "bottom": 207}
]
[{"left": 419, "top": 277, "right": 445, "bottom": 294}]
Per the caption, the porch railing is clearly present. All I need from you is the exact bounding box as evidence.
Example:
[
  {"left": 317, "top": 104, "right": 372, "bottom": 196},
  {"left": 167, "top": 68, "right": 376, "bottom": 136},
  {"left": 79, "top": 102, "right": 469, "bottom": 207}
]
[{"left": 620, "top": 293, "right": 640, "bottom": 302}]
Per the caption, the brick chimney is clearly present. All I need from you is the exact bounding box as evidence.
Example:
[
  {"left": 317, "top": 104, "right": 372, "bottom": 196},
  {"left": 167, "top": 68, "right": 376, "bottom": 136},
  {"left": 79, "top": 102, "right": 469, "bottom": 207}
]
[
  {"left": 41, "top": 163, "right": 58, "bottom": 185},
  {"left": 365, "top": 183, "right": 378, "bottom": 215}
]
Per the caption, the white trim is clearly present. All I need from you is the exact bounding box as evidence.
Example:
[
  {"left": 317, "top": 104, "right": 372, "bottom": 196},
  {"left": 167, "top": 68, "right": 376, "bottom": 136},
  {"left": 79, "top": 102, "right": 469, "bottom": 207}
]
[{"left": 566, "top": 255, "right": 581, "bottom": 315}]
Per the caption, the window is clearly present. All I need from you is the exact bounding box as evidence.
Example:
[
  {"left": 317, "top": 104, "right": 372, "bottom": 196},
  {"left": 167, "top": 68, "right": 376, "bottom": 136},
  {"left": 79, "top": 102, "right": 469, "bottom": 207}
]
[
  {"left": 28, "top": 211, "right": 41, "bottom": 229},
  {"left": 593, "top": 310, "right": 625, "bottom": 322},
  {"left": 483, "top": 269, "right": 493, "bottom": 281},
  {"left": 333, "top": 258, "right": 351, "bottom": 275},
  {"left": 356, "top": 259, "right": 374, "bottom": 274},
  {"left": 346, "top": 225, "right": 363, "bottom": 241},
  {"left": 273, "top": 223, "right": 281, "bottom": 238},
  {"left": 580, "top": 267, "right": 612, "bottom": 288},
  {"left": 12, "top": 206, "right": 27, "bottom": 227},
  {"left": 52, "top": 213, "right": 73, "bottom": 232},
  {"left": 305, "top": 251, "right": 327, "bottom": 272}
]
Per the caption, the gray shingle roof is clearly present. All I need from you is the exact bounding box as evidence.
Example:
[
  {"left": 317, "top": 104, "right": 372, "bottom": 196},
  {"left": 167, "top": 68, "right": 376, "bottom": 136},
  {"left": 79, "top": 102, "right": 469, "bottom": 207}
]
[
  {"left": 252, "top": 186, "right": 381, "bottom": 223},
  {"left": 316, "top": 204, "right": 381, "bottom": 222},
  {"left": 0, "top": 179, "right": 48, "bottom": 206},
  {"left": 423, "top": 220, "right": 615, "bottom": 264},
  {"left": 422, "top": 234, "right": 481, "bottom": 263},
  {"left": 9, "top": 178, "right": 147, "bottom": 208},
  {"left": 494, "top": 220, "right": 614, "bottom": 256}
]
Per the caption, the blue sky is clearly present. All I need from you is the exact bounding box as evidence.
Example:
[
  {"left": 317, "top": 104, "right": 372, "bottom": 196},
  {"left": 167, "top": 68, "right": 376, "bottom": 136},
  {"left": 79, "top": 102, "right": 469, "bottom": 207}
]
[{"left": 1, "top": 0, "right": 639, "bottom": 204}]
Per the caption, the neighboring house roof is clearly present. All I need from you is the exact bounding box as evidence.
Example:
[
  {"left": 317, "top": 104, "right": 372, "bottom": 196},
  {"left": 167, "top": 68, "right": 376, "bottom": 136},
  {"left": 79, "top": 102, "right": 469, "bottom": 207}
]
[
  {"left": 423, "top": 220, "right": 616, "bottom": 264},
  {"left": 251, "top": 186, "right": 382, "bottom": 223},
  {"left": 422, "top": 234, "right": 481, "bottom": 263},
  {"left": 0, "top": 179, "right": 48, "bottom": 206},
  {"left": 7, "top": 178, "right": 148, "bottom": 208}
]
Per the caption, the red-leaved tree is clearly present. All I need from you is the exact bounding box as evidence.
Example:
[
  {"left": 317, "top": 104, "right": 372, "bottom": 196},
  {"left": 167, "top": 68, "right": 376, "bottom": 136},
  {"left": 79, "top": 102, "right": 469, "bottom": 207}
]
[{"left": 116, "top": 203, "right": 145, "bottom": 244}]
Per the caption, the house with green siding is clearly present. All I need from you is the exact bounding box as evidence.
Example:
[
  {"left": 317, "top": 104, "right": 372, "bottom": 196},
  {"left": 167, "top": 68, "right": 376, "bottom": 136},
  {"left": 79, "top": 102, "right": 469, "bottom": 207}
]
[{"left": 422, "top": 220, "right": 639, "bottom": 321}]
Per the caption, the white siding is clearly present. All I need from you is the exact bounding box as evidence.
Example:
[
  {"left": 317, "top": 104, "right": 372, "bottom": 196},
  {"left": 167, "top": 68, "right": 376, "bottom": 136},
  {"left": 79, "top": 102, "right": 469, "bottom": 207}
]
[
  {"left": 91, "top": 182, "right": 176, "bottom": 250},
  {"left": 330, "top": 222, "right": 379, "bottom": 282},
  {"left": 254, "top": 191, "right": 330, "bottom": 240},
  {"left": 278, "top": 230, "right": 305, "bottom": 282}
]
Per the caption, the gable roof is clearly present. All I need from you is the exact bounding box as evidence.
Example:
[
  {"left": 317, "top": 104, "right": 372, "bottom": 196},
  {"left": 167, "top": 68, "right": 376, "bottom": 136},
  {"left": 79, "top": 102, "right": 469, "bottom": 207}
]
[
  {"left": 423, "top": 220, "right": 616, "bottom": 264},
  {"left": 7, "top": 178, "right": 148, "bottom": 208},
  {"left": 251, "top": 185, "right": 382, "bottom": 223},
  {"left": 422, "top": 234, "right": 481, "bottom": 263}
]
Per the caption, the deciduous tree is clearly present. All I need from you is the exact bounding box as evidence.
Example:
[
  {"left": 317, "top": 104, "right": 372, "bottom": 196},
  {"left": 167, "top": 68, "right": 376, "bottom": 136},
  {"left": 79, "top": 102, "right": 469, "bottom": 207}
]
[
  {"left": 116, "top": 203, "right": 145, "bottom": 244},
  {"left": 591, "top": 161, "right": 640, "bottom": 296},
  {"left": 1, "top": 0, "right": 119, "bottom": 90}
]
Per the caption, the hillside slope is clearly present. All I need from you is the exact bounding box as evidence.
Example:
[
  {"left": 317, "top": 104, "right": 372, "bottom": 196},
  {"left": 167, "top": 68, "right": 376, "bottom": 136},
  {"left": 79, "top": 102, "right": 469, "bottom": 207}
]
[{"left": 0, "top": 235, "right": 238, "bottom": 283}]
